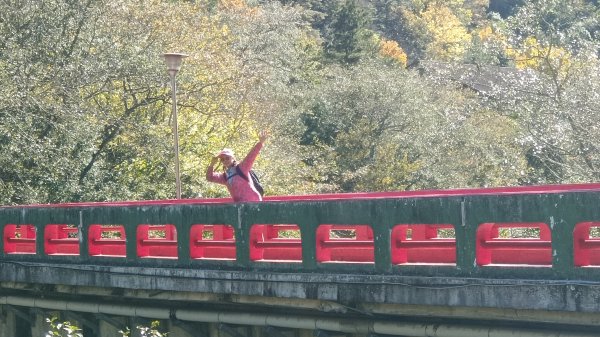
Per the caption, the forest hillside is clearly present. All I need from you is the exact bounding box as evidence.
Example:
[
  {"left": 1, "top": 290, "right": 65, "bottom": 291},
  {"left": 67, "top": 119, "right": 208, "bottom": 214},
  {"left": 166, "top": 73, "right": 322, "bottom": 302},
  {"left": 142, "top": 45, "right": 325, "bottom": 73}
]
[{"left": 0, "top": 0, "right": 598, "bottom": 204}]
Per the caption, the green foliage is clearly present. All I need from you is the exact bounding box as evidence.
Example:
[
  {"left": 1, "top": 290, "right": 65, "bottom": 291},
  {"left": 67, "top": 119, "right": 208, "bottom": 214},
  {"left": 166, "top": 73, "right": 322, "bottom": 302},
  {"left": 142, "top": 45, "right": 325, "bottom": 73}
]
[
  {"left": 322, "top": 0, "right": 374, "bottom": 64},
  {"left": 498, "top": 227, "right": 540, "bottom": 238},
  {"left": 0, "top": 0, "right": 172, "bottom": 203},
  {"left": 0, "top": 0, "right": 598, "bottom": 204},
  {"left": 488, "top": 0, "right": 525, "bottom": 18},
  {"left": 506, "top": 0, "right": 599, "bottom": 53},
  {"left": 137, "top": 321, "right": 169, "bottom": 337},
  {"left": 297, "top": 60, "right": 451, "bottom": 191},
  {"left": 492, "top": 0, "right": 600, "bottom": 183},
  {"left": 45, "top": 317, "right": 83, "bottom": 337},
  {"left": 46, "top": 317, "right": 167, "bottom": 337}
]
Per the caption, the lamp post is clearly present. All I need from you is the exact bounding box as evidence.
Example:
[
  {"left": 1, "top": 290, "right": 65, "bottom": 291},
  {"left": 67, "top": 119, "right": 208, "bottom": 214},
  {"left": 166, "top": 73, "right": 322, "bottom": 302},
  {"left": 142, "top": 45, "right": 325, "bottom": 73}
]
[{"left": 163, "top": 52, "right": 188, "bottom": 199}]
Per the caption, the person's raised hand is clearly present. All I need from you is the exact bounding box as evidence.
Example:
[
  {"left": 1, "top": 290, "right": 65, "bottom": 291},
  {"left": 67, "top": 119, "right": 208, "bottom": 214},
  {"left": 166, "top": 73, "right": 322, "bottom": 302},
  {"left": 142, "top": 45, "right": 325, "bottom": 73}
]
[{"left": 258, "top": 130, "right": 270, "bottom": 143}]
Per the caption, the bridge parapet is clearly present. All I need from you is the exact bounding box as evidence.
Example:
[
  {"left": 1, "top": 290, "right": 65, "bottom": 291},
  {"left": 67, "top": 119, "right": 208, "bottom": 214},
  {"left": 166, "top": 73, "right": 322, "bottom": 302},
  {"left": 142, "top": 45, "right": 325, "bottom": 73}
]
[{"left": 2, "top": 183, "right": 600, "bottom": 276}]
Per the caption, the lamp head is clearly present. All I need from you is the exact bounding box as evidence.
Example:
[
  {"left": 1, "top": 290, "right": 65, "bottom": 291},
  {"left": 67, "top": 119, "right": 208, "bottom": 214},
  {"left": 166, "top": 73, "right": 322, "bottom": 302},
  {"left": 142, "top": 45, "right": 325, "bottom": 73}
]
[{"left": 163, "top": 52, "right": 188, "bottom": 76}]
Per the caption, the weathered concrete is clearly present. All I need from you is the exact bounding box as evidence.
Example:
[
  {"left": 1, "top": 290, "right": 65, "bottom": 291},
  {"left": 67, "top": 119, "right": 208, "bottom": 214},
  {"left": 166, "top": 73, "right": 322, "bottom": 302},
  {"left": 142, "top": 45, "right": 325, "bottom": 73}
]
[
  {"left": 0, "top": 307, "right": 15, "bottom": 337},
  {"left": 2, "top": 296, "right": 600, "bottom": 337},
  {"left": 209, "top": 322, "right": 220, "bottom": 337},
  {"left": 2, "top": 261, "right": 600, "bottom": 316},
  {"left": 99, "top": 320, "right": 123, "bottom": 337},
  {"left": 169, "top": 324, "right": 194, "bottom": 337},
  {"left": 32, "top": 312, "right": 46, "bottom": 337}
]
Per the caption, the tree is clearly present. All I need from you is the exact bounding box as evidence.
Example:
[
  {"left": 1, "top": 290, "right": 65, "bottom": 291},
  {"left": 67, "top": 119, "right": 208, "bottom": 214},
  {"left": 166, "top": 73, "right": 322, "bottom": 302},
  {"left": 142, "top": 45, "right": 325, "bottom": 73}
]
[
  {"left": 488, "top": 0, "right": 525, "bottom": 18},
  {"left": 491, "top": 0, "right": 600, "bottom": 183},
  {"left": 0, "top": 0, "right": 119, "bottom": 204},
  {"left": 0, "top": 0, "right": 247, "bottom": 203},
  {"left": 322, "top": 0, "right": 374, "bottom": 64},
  {"left": 295, "top": 58, "right": 527, "bottom": 192}
]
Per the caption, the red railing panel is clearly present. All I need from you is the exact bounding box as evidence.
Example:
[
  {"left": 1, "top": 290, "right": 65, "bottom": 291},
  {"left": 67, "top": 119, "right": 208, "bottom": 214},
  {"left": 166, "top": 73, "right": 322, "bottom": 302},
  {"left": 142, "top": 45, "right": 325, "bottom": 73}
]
[
  {"left": 391, "top": 224, "right": 456, "bottom": 264},
  {"left": 88, "top": 225, "right": 126, "bottom": 257},
  {"left": 44, "top": 224, "right": 80, "bottom": 255},
  {"left": 190, "top": 224, "right": 236, "bottom": 260},
  {"left": 4, "top": 224, "right": 36, "bottom": 254},
  {"left": 476, "top": 223, "right": 551, "bottom": 266},
  {"left": 316, "top": 225, "right": 374, "bottom": 263},
  {"left": 249, "top": 224, "right": 301, "bottom": 262},
  {"left": 136, "top": 224, "right": 177, "bottom": 259}
]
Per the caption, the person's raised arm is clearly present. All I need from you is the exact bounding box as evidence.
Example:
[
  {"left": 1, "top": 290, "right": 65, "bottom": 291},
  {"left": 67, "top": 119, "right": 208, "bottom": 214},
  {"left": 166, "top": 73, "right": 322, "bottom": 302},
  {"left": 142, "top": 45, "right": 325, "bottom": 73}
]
[
  {"left": 206, "top": 155, "right": 226, "bottom": 184},
  {"left": 239, "top": 130, "right": 269, "bottom": 173}
]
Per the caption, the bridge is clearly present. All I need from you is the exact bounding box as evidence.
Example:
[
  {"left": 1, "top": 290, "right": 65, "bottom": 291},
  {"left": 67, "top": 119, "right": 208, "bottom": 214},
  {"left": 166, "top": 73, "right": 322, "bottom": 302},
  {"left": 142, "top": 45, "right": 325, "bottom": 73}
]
[{"left": 1, "top": 184, "right": 600, "bottom": 337}]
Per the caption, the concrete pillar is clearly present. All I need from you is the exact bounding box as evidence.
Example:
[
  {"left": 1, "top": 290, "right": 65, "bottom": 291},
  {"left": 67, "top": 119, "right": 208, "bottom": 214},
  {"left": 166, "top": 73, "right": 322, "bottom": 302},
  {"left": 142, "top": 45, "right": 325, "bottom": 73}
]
[
  {"left": 0, "top": 306, "right": 16, "bottom": 337},
  {"left": 128, "top": 317, "right": 143, "bottom": 337},
  {"left": 298, "top": 329, "right": 313, "bottom": 337},
  {"left": 209, "top": 322, "right": 221, "bottom": 337},
  {"left": 168, "top": 324, "right": 193, "bottom": 337},
  {"left": 252, "top": 325, "right": 263, "bottom": 337},
  {"left": 31, "top": 311, "right": 48, "bottom": 337},
  {"left": 170, "top": 320, "right": 211, "bottom": 337},
  {"left": 99, "top": 320, "right": 125, "bottom": 337}
]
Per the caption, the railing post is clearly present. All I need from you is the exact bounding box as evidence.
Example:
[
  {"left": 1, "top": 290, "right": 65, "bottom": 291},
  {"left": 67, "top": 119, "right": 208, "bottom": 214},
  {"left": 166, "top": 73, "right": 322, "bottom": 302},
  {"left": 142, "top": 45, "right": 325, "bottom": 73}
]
[
  {"left": 552, "top": 215, "right": 575, "bottom": 278},
  {"left": 124, "top": 222, "right": 138, "bottom": 262},
  {"left": 171, "top": 206, "right": 189, "bottom": 264},
  {"left": 235, "top": 205, "right": 250, "bottom": 268},
  {"left": 301, "top": 222, "right": 318, "bottom": 270},
  {"left": 35, "top": 223, "right": 45, "bottom": 257},
  {"left": 373, "top": 224, "right": 391, "bottom": 273},
  {"left": 456, "top": 198, "right": 476, "bottom": 273},
  {"left": 79, "top": 210, "right": 89, "bottom": 260}
]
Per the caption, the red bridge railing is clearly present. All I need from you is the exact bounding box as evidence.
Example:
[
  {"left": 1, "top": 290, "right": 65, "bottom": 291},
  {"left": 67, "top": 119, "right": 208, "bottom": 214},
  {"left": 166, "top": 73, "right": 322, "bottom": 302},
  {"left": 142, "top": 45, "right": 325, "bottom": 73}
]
[
  {"left": 7, "top": 222, "right": 597, "bottom": 267},
  {"left": 1, "top": 183, "right": 600, "bottom": 280}
]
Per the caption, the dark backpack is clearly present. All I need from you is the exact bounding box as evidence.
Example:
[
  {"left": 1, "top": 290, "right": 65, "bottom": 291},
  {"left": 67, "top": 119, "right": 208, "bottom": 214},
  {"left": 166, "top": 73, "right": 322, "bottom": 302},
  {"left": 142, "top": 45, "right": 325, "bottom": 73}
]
[{"left": 235, "top": 165, "right": 264, "bottom": 196}]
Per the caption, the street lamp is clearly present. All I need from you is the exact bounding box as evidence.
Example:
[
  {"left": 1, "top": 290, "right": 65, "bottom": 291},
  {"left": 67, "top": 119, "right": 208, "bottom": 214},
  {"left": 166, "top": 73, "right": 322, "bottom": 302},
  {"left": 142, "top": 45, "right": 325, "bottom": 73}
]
[{"left": 163, "top": 52, "right": 188, "bottom": 199}]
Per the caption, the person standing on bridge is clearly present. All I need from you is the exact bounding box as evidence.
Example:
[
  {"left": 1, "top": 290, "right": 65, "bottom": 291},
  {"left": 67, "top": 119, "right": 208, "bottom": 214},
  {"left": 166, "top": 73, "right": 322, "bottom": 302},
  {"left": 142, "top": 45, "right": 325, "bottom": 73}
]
[{"left": 206, "top": 130, "right": 269, "bottom": 202}]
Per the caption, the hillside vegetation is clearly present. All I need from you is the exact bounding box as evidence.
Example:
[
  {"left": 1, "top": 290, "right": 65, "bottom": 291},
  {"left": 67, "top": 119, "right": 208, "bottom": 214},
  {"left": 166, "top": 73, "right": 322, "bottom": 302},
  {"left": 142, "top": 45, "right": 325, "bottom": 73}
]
[{"left": 0, "top": 0, "right": 598, "bottom": 204}]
